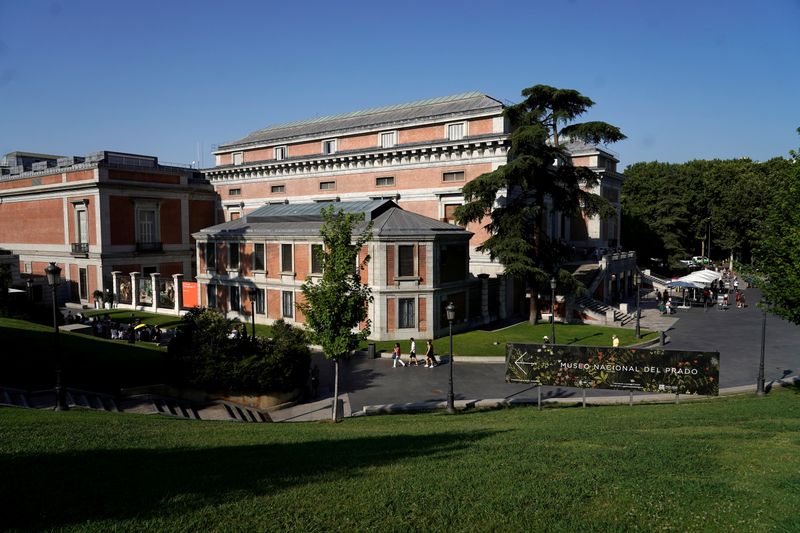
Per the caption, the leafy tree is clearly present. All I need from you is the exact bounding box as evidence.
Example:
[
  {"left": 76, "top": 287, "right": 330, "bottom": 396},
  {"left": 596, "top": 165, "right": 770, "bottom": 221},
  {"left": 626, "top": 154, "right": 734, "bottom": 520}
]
[
  {"left": 756, "top": 131, "right": 800, "bottom": 323},
  {"left": 455, "top": 85, "right": 625, "bottom": 323},
  {"left": 299, "top": 205, "right": 373, "bottom": 421}
]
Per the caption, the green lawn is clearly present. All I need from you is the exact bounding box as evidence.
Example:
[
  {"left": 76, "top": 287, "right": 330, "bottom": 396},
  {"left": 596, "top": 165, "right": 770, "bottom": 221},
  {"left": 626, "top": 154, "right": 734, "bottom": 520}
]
[
  {"left": 1, "top": 388, "right": 798, "bottom": 531},
  {"left": 363, "top": 321, "right": 656, "bottom": 357}
]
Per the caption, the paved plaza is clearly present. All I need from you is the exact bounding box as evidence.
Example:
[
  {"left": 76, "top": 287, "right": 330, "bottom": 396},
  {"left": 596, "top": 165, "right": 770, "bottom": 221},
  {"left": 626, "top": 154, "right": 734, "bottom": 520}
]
[{"left": 275, "top": 288, "right": 800, "bottom": 421}]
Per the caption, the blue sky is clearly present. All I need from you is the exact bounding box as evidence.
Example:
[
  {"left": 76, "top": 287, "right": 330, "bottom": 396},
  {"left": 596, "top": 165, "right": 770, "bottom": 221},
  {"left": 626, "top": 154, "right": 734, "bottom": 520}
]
[{"left": 1, "top": 0, "right": 798, "bottom": 169}]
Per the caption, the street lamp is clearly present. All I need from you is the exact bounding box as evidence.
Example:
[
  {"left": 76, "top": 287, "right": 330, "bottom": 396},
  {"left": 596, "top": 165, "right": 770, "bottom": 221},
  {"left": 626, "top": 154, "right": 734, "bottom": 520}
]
[
  {"left": 446, "top": 301, "right": 456, "bottom": 414},
  {"left": 248, "top": 286, "right": 257, "bottom": 342},
  {"left": 25, "top": 275, "right": 33, "bottom": 303},
  {"left": 45, "top": 262, "right": 68, "bottom": 411},
  {"left": 757, "top": 299, "right": 767, "bottom": 396},
  {"left": 633, "top": 270, "right": 641, "bottom": 339},
  {"left": 550, "top": 277, "right": 557, "bottom": 345}
]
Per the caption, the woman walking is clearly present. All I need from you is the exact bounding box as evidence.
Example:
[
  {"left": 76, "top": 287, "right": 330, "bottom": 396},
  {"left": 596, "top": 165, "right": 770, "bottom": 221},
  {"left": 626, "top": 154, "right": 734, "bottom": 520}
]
[
  {"left": 425, "top": 339, "right": 438, "bottom": 368},
  {"left": 392, "top": 342, "right": 406, "bottom": 367}
]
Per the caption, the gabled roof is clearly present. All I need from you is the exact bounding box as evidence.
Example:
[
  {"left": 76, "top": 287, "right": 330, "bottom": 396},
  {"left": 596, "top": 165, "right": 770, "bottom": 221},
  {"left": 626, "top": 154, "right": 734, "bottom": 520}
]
[
  {"left": 194, "top": 200, "right": 472, "bottom": 240},
  {"left": 217, "top": 92, "right": 504, "bottom": 151}
]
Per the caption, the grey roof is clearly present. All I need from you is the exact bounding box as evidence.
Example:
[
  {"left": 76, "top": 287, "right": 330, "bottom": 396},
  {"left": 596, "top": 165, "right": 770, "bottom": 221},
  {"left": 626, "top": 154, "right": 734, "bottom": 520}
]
[
  {"left": 563, "top": 139, "right": 619, "bottom": 161},
  {"left": 195, "top": 200, "right": 472, "bottom": 240},
  {"left": 218, "top": 92, "right": 504, "bottom": 151}
]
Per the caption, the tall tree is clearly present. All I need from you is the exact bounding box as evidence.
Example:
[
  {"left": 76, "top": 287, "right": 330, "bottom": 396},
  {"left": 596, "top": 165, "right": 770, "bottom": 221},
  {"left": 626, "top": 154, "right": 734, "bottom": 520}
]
[
  {"left": 299, "top": 205, "right": 373, "bottom": 421},
  {"left": 455, "top": 85, "right": 625, "bottom": 323}
]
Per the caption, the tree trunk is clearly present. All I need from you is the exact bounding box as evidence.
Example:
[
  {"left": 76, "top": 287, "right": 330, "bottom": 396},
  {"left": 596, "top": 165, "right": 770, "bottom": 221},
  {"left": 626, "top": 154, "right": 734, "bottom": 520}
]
[
  {"left": 331, "top": 358, "right": 340, "bottom": 422},
  {"left": 529, "top": 296, "right": 539, "bottom": 325}
]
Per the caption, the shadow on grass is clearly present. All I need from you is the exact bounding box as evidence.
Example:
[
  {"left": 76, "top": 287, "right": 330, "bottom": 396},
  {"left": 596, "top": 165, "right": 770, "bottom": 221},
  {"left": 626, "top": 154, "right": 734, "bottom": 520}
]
[
  {"left": 565, "top": 332, "right": 603, "bottom": 344},
  {"left": 0, "top": 429, "right": 499, "bottom": 530}
]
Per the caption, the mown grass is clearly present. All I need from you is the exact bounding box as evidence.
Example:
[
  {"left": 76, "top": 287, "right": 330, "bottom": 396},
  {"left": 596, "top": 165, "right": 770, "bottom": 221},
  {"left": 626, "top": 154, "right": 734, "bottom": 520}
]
[
  {"left": 1, "top": 388, "right": 798, "bottom": 531},
  {"left": 363, "top": 321, "right": 656, "bottom": 357}
]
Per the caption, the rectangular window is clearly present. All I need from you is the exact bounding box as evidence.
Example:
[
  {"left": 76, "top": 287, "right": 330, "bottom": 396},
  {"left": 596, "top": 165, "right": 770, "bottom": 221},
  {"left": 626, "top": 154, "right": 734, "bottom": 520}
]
[
  {"left": 233, "top": 152, "right": 243, "bottom": 165},
  {"left": 229, "top": 188, "right": 241, "bottom": 196},
  {"left": 76, "top": 209, "right": 88, "bottom": 244},
  {"left": 207, "top": 284, "right": 217, "bottom": 308},
  {"left": 319, "top": 181, "right": 336, "bottom": 190},
  {"left": 282, "top": 291, "right": 294, "bottom": 318},
  {"left": 79, "top": 268, "right": 88, "bottom": 300},
  {"left": 230, "top": 286, "right": 240, "bottom": 312},
  {"left": 275, "top": 146, "right": 287, "bottom": 160},
  {"left": 447, "top": 123, "right": 465, "bottom": 141},
  {"left": 442, "top": 171, "right": 465, "bottom": 182},
  {"left": 271, "top": 184, "right": 285, "bottom": 193},
  {"left": 205, "top": 243, "right": 216, "bottom": 270},
  {"left": 380, "top": 131, "right": 396, "bottom": 148},
  {"left": 281, "top": 243, "right": 293, "bottom": 272},
  {"left": 443, "top": 203, "right": 461, "bottom": 225},
  {"left": 322, "top": 139, "right": 337, "bottom": 154},
  {"left": 229, "top": 243, "right": 240, "bottom": 269},
  {"left": 311, "top": 244, "right": 323, "bottom": 274},
  {"left": 398, "top": 298, "right": 415, "bottom": 329},
  {"left": 138, "top": 209, "right": 157, "bottom": 243},
  {"left": 256, "top": 288, "right": 265, "bottom": 314},
  {"left": 398, "top": 245, "right": 415, "bottom": 277},
  {"left": 253, "top": 243, "right": 265, "bottom": 271},
  {"left": 375, "top": 176, "right": 394, "bottom": 187},
  {"left": 230, "top": 212, "right": 241, "bottom": 221}
]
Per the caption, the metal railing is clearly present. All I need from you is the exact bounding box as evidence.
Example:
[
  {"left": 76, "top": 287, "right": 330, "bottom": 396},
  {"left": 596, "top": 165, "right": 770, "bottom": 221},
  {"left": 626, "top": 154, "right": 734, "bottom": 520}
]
[{"left": 71, "top": 242, "right": 89, "bottom": 255}]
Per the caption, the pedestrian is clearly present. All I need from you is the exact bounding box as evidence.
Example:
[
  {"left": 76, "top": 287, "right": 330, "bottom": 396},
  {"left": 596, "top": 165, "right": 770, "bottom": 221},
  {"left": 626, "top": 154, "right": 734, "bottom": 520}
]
[
  {"left": 722, "top": 293, "right": 729, "bottom": 308},
  {"left": 408, "top": 337, "right": 419, "bottom": 366},
  {"left": 666, "top": 297, "right": 673, "bottom": 315},
  {"left": 310, "top": 365, "right": 320, "bottom": 397},
  {"left": 425, "top": 339, "right": 437, "bottom": 368},
  {"left": 392, "top": 343, "right": 406, "bottom": 367},
  {"left": 612, "top": 334, "right": 620, "bottom": 347}
]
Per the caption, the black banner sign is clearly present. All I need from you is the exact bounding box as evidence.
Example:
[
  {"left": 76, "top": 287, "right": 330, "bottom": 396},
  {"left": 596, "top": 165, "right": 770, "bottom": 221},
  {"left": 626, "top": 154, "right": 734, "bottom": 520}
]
[{"left": 506, "top": 344, "right": 720, "bottom": 396}]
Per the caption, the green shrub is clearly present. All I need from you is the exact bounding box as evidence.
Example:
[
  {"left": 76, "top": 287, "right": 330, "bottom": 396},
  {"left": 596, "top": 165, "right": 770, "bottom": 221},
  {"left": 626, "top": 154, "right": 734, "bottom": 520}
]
[{"left": 167, "top": 309, "right": 310, "bottom": 394}]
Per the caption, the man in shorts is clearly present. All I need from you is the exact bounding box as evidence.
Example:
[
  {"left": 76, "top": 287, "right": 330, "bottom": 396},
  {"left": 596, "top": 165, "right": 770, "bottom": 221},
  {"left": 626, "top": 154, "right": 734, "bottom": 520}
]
[{"left": 408, "top": 337, "right": 419, "bottom": 366}]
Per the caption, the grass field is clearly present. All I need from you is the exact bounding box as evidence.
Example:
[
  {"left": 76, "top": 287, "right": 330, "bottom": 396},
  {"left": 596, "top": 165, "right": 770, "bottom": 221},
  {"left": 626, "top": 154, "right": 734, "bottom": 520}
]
[
  {"left": 1, "top": 388, "right": 798, "bottom": 531},
  {"left": 363, "top": 321, "right": 656, "bottom": 357}
]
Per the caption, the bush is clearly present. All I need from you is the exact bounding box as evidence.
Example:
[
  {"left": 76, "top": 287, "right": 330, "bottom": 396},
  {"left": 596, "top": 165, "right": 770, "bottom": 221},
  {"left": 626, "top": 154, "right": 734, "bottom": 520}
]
[{"left": 167, "top": 309, "right": 310, "bottom": 394}]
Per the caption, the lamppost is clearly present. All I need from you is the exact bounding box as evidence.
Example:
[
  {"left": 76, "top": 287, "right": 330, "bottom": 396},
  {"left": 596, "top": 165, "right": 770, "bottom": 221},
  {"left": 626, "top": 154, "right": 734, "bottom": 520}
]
[
  {"left": 633, "top": 270, "right": 641, "bottom": 340},
  {"left": 45, "top": 262, "right": 68, "bottom": 411},
  {"left": 446, "top": 301, "right": 456, "bottom": 414},
  {"left": 248, "top": 287, "right": 257, "bottom": 342},
  {"left": 757, "top": 299, "right": 767, "bottom": 396},
  {"left": 25, "top": 275, "right": 33, "bottom": 304},
  {"left": 550, "top": 277, "right": 557, "bottom": 345}
]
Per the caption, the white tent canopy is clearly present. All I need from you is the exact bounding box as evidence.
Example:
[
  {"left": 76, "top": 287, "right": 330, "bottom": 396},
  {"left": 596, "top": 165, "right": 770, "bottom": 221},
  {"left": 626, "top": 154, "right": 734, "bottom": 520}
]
[{"left": 681, "top": 269, "right": 722, "bottom": 285}]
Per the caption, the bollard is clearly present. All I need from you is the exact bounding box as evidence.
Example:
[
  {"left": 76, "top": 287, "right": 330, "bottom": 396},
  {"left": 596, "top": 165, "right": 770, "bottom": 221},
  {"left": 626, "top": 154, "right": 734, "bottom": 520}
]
[
  {"left": 582, "top": 388, "right": 586, "bottom": 408},
  {"left": 538, "top": 386, "right": 542, "bottom": 411},
  {"left": 660, "top": 331, "right": 666, "bottom": 346}
]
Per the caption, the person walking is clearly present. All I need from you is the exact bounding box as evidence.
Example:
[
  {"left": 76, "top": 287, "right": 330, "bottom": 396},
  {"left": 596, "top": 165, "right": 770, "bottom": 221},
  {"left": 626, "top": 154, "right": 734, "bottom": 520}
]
[
  {"left": 408, "top": 337, "right": 419, "bottom": 366},
  {"left": 612, "top": 334, "right": 620, "bottom": 347},
  {"left": 392, "top": 343, "right": 406, "bottom": 367},
  {"left": 425, "top": 339, "right": 437, "bottom": 368}
]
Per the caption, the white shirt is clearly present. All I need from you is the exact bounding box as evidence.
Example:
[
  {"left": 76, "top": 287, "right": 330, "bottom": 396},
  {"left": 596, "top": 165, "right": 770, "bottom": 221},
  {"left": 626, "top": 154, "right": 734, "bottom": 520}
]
[{"left": 410, "top": 340, "right": 416, "bottom": 353}]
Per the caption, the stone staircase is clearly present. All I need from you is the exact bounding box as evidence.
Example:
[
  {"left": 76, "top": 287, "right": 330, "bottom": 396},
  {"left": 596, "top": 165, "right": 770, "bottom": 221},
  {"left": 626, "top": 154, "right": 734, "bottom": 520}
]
[{"left": 574, "top": 294, "right": 638, "bottom": 326}]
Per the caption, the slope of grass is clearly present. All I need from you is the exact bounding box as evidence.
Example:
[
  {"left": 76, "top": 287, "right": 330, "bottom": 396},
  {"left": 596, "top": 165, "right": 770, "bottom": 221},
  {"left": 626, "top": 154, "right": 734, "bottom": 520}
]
[
  {"left": 363, "top": 321, "right": 656, "bottom": 356},
  {"left": 1, "top": 388, "right": 798, "bottom": 531}
]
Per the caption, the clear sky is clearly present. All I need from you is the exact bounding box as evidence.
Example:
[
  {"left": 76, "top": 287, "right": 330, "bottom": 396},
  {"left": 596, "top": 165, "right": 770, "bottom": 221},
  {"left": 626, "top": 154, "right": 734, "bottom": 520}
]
[{"left": 1, "top": 0, "right": 798, "bottom": 169}]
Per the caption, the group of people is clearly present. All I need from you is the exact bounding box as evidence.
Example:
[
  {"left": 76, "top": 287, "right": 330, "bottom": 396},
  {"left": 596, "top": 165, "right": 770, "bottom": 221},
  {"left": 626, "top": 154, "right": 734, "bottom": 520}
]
[
  {"left": 391, "top": 338, "right": 438, "bottom": 368},
  {"left": 64, "top": 311, "right": 164, "bottom": 343}
]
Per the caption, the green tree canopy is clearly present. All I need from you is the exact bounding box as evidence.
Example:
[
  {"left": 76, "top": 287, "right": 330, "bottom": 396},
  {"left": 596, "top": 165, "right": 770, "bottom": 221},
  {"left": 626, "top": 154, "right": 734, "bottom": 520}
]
[
  {"left": 299, "top": 205, "right": 373, "bottom": 420},
  {"left": 455, "top": 84, "right": 625, "bottom": 323}
]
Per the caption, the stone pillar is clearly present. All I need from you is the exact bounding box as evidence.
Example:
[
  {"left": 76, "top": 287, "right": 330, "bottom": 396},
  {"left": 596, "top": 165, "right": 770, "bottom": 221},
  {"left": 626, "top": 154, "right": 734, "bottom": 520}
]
[
  {"left": 130, "top": 272, "right": 140, "bottom": 308},
  {"left": 150, "top": 273, "right": 160, "bottom": 314},
  {"left": 173, "top": 273, "right": 184, "bottom": 314},
  {"left": 111, "top": 271, "right": 121, "bottom": 306}
]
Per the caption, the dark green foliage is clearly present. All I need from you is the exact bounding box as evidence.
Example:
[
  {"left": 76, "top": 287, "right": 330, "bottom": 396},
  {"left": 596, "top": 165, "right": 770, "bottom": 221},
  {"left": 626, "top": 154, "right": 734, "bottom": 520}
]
[
  {"left": 455, "top": 84, "right": 625, "bottom": 322},
  {"left": 167, "top": 308, "right": 310, "bottom": 393}
]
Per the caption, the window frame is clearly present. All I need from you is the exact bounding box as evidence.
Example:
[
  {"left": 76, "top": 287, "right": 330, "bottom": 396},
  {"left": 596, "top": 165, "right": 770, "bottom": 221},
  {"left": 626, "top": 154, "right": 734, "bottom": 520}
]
[
  {"left": 281, "top": 243, "right": 293, "bottom": 273},
  {"left": 398, "top": 297, "right": 416, "bottom": 329},
  {"left": 274, "top": 146, "right": 287, "bottom": 161},
  {"left": 379, "top": 130, "right": 397, "bottom": 149},
  {"left": 271, "top": 184, "right": 285, "bottom": 194},
  {"left": 255, "top": 288, "right": 266, "bottom": 314},
  {"left": 207, "top": 283, "right": 217, "bottom": 308},
  {"left": 229, "top": 242, "right": 240, "bottom": 270},
  {"left": 446, "top": 121, "right": 467, "bottom": 141},
  {"left": 205, "top": 242, "right": 216, "bottom": 271},
  {"left": 397, "top": 244, "right": 416, "bottom": 278},
  {"left": 253, "top": 243, "right": 265, "bottom": 271},
  {"left": 375, "top": 176, "right": 395, "bottom": 187},
  {"left": 232, "top": 152, "right": 244, "bottom": 165},
  {"left": 442, "top": 170, "right": 466, "bottom": 183},
  {"left": 134, "top": 201, "right": 160, "bottom": 245},
  {"left": 310, "top": 243, "right": 323, "bottom": 275},
  {"left": 75, "top": 207, "right": 89, "bottom": 244},
  {"left": 282, "top": 290, "right": 294, "bottom": 318},
  {"left": 322, "top": 139, "right": 337, "bottom": 155},
  {"left": 319, "top": 180, "right": 336, "bottom": 191},
  {"left": 230, "top": 285, "right": 240, "bottom": 312}
]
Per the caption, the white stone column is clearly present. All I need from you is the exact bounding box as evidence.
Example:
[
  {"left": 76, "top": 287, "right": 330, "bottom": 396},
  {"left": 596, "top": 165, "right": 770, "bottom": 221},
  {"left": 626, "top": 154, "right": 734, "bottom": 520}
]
[
  {"left": 111, "top": 271, "right": 121, "bottom": 306},
  {"left": 150, "top": 272, "right": 160, "bottom": 314},
  {"left": 130, "top": 272, "right": 141, "bottom": 308},
  {"left": 173, "top": 274, "right": 183, "bottom": 313}
]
